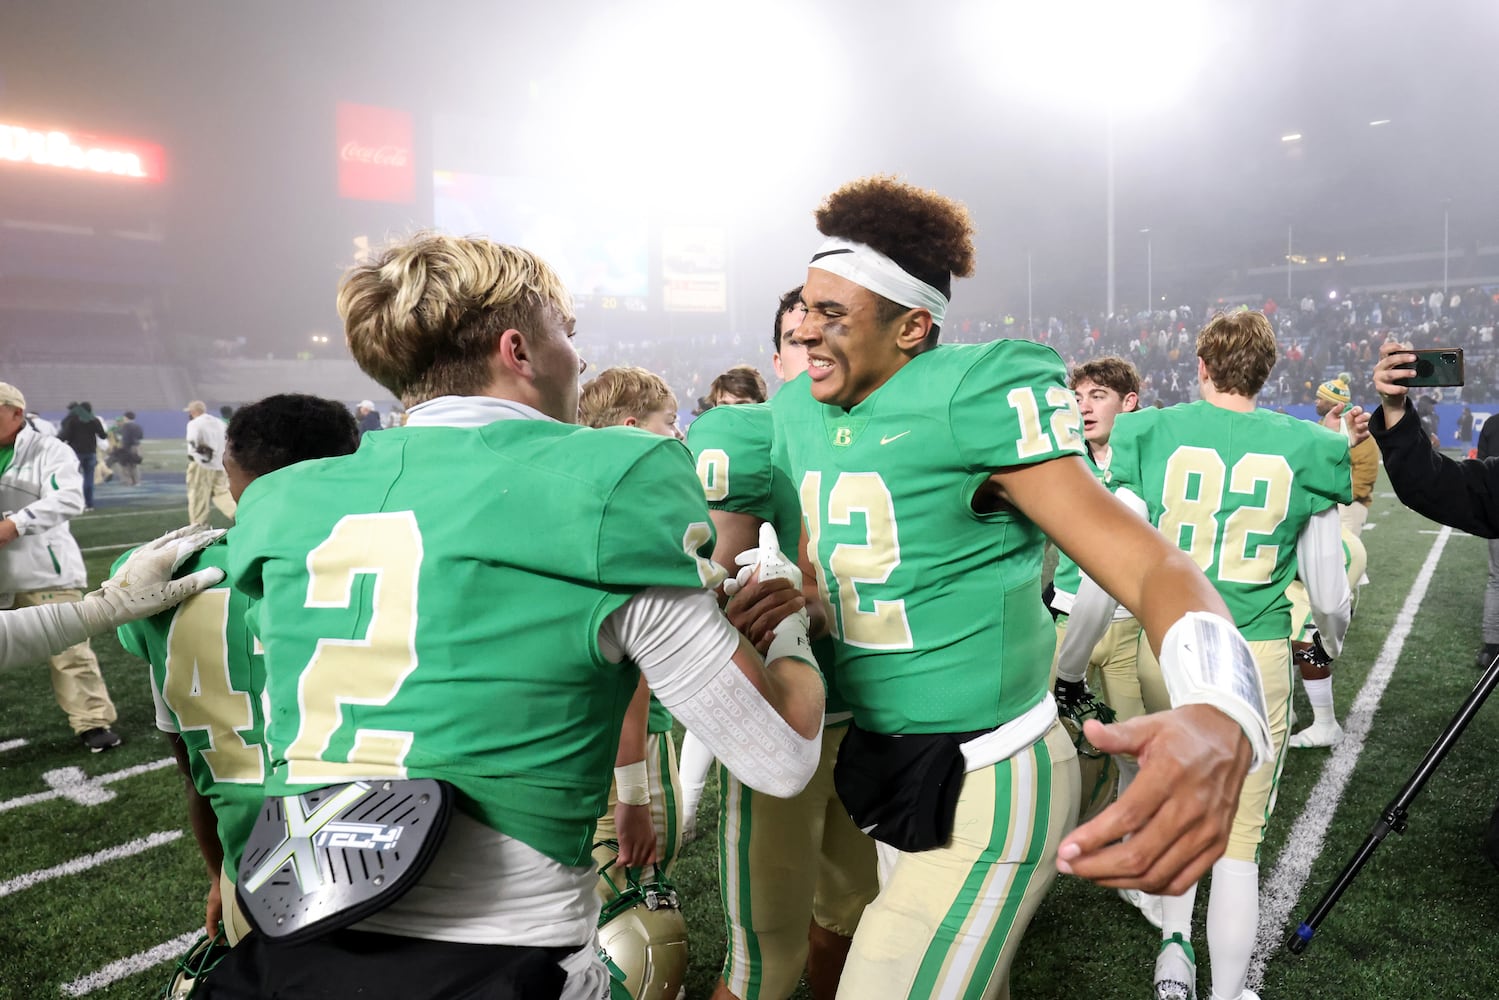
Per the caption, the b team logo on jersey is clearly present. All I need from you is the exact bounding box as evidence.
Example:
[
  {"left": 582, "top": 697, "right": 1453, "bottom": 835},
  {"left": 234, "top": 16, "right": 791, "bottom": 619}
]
[{"left": 828, "top": 416, "right": 867, "bottom": 448}]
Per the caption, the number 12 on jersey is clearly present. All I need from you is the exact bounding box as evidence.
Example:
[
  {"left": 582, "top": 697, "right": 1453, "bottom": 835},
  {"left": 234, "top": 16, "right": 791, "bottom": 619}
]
[{"left": 800, "top": 470, "right": 914, "bottom": 651}]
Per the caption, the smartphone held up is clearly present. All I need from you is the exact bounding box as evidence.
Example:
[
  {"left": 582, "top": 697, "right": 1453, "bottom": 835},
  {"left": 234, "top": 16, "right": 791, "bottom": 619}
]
[{"left": 1397, "top": 348, "right": 1465, "bottom": 388}]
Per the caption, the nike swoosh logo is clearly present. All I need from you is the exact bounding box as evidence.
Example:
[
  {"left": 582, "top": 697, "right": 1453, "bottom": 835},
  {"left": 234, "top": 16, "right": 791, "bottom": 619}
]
[{"left": 880, "top": 431, "right": 911, "bottom": 445}]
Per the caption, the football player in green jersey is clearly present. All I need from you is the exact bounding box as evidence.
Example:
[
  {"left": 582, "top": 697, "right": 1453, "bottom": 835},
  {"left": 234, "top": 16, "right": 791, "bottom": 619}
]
[
  {"left": 117, "top": 394, "right": 360, "bottom": 941},
  {"left": 1051, "top": 356, "right": 1148, "bottom": 727},
  {"left": 1099, "top": 310, "right": 1352, "bottom": 1000},
  {"left": 777, "top": 176, "right": 1272, "bottom": 1000},
  {"left": 677, "top": 289, "right": 812, "bottom": 842},
  {"left": 203, "top": 233, "right": 828, "bottom": 1000},
  {"left": 579, "top": 366, "right": 688, "bottom": 877},
  {"left": 686, "top": 286, "right": 879, "bottom": 1000},
  {"left": 1050, "top": 356, "right": 1159, "bottom": 927}
]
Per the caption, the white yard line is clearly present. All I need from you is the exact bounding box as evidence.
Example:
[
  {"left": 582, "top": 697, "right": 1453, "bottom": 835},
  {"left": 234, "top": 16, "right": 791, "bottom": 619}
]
[
  {"left": 78, "top": 508, "right": 182, "bottom": 519},
  {"left": 0, "top": 757, "right": 174, "bottom": 814},
  {"left": 60, "top": 930, "right": 199, "bottom": 996},
  {"left": 0, "top": 738, "right": 28, "bottom": 754},
  {"left": 1248, "top": 525, "right": 1453, "bottom": 989},
  {"left": 79, "top": 542, "right": 148, "bottom": 554},
  {"left": 0, "top": 830, "right": 182, "bottom": 898}
]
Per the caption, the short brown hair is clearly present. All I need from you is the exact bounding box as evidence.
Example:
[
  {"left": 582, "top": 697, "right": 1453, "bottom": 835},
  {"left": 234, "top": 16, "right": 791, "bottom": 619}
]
[
  {"left": 337, "top": 232, "right": 573, "bottom": 407},
  {"left": 578, "top": 366, "right": 677, "bottom": 428},
  {"left": 709, "top": 365, "right": 768, "bottom": 405},
  {"left": 1196, "top": 311, "right": 1277, "bottom": 396},
  {"left": 1070, "top": 356, "right": 1141, "bottom": 398}
]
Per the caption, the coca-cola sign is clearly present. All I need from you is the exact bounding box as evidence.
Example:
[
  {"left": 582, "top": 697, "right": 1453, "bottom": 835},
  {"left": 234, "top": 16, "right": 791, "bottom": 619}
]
[
  {"left": 337, "top": 103, "right": 414, "bottom": 203},
  {"left": 0, "top": 120, "right": 165, "bottom": 182},
  {"left": 341, "top": 142, "right": 409, "bottom": 168}
]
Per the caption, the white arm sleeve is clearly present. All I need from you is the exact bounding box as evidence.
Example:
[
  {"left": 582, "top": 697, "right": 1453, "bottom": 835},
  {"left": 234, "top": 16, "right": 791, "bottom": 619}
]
[
  {"left": 1295, "top": 507, "right": 1352, "bottom": 660},
  {"left": 1053, "top": 486, "right": 1144, "bottom": 684},
  {"left": 1055, "top": 571, "right": 1119, "bottom": 684},
  {"left": 599, "top": 587, "right": 822, "bottom": 798},
  {"left": 0, "top": 602, "right": 90, "bottom": 670}
]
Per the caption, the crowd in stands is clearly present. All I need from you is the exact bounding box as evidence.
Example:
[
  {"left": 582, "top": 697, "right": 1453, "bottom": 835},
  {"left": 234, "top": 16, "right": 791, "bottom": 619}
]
[
  {"left": 970, "top": 286, "right": 1499, "bottom": 409},
  {"left": 571, "top": 285, "right": 1499, "bottom": 416},
  {"left": 10, "top": 284, "right": 1496, "bottom": 419}
]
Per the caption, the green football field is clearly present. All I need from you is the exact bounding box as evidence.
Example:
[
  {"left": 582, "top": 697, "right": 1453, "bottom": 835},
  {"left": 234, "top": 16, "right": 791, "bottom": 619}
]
[{"left": 1, "top": 466, "right": 1496, "bottom": 998}]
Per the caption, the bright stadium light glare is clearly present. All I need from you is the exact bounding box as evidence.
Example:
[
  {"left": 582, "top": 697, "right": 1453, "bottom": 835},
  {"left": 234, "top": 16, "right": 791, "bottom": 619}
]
[
  {"left": 550, "top": 0, "right": 844, "bottom": 193},
  {"left": 1281, "top": 133, "right": 1303, "bottom": 142},
  {"left": 962, "top": 0, "right": 1210, "bottom": 112}
]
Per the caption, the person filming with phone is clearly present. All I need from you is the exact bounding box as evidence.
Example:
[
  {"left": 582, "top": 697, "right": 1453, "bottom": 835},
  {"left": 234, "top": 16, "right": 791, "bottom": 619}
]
[{"left": 1347, "top": 341, "right": 1492, "bottom": 539}]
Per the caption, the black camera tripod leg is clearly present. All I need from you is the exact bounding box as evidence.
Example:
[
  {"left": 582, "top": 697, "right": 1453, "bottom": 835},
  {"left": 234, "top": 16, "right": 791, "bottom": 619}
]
[{"left": 1286, "top": 649, "right": 1499, "bottom": 955}]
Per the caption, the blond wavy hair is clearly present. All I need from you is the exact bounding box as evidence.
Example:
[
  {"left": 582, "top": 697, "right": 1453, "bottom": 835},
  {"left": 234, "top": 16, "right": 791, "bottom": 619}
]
[
  {"left": 578, "top": 366, "right": 677, "bottom": 428},
  {"left": 337, "top": 232, "right": 573, "bottom": 405},
  {"left": 1196, "top": 311, "right": 1278, "bottom": 397}
]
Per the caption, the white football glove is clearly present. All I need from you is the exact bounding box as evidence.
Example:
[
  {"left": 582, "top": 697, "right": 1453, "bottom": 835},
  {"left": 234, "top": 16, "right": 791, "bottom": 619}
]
[
  {"left": 724, "top": 522, "right": 803, "bottom": 597},
  {"left": 77, "top": 525, "right": 227, "bottom": 633},
  {"left": 727, "top": 524, "right": 814, "bottom": 666}
]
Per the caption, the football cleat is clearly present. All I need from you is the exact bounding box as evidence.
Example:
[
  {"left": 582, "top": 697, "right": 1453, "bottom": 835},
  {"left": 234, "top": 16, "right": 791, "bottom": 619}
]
[
  {"left": 1153, "top": 932, "right": 1197, "bottom": 1000},
  {"left": 160, "top": 931, "right": 231, "bottom": 999},
  {"left": 1289, "top": 720, "right": 1344, "bottom": 749},
  {"left": 593, "top": 842, "right": 688, "bottom": 1000},
  {"left": 1055, "top": 686, "right": 1120, "bottom": 824}
]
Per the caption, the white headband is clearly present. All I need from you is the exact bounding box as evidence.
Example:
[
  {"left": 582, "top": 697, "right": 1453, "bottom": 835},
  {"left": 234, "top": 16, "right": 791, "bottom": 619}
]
[{"left": 807, "top": 237, "right": 949, "bottom": 327}]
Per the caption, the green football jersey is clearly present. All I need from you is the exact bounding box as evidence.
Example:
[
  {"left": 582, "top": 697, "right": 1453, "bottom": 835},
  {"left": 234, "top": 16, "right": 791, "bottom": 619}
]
[
  {"left": 226, "top": 421, "right": 722, "bottom": 869},
  {"left": 646, "top": 697, "right": 674, "bottom": 735},
  {"left": 1048, "top": 451, "right": 1108, "bottom": 606},
  {"left": 775, "top": 341, "right": 1086, "bottom": 736},
  {"left": 1108, "top": 400, "right": 1352, "bottom": 641},
  {"left": 115, "top": 540, "right": 267, "bottom": 881},
  {"left": 686, "top": 402, "right": 844, "bottom": 714}
]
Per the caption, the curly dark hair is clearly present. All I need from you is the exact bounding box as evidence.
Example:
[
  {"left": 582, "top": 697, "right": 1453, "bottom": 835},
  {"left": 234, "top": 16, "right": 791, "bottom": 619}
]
[
  {"left": 226, "top": 393, "right": 360, "bottom": 478},
  {"left": 815, "top": 175, "right": 975, "bottom": 286},
  {"left": 813, "top": 176, "right": 976, "bottom": 341}
]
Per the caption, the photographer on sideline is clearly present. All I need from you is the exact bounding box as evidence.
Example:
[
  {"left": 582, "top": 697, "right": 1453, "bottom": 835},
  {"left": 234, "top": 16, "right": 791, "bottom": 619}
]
[
  {"left": 1353, "top": 341, "right": 1498, "bottom": 538},
  {"left": 1351, "top": 339, "right": 1499, "bottom": 866}
]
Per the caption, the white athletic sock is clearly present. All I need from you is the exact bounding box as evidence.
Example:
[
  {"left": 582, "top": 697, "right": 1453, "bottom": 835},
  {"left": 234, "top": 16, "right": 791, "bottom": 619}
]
[
  {"left": 1206, "top": 857, "right": 1259, "bottom": 1000},
  {"left": 677, "top": 731, "right": 716, "bottom": 831},
  {"left": 1160, "top": 881, "right": 1197, "bottom": 940},
  {"left": 1303, "top": 675, "right": 1335, "bottom": 727},
  {"left": 1116, "top": 756, "right": 1139, "bottom": 800}
]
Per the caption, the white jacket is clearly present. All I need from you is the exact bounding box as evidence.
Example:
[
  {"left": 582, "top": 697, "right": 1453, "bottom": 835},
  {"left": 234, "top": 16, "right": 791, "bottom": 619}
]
[{"left": 0, "top": 426, "right": 88, "bottom": 594}]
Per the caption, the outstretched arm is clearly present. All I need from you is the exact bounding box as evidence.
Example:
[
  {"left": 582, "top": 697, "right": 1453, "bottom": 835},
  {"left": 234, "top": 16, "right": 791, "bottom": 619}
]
[{"left": 987, "top": 456, "right": 1259, "bottom": 896}]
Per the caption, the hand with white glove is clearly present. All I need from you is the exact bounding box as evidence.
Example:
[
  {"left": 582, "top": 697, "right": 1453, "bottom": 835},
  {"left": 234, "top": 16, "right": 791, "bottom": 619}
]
[
  {"left": 77, "top": 525, "right": 228, "bottom": 633},
  {"left": 724, "top": 524, "right": 814, "bottom": 666}
]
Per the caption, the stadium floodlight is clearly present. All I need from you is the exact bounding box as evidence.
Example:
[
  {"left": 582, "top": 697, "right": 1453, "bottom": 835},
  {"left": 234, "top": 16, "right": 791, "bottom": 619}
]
[
  {"left": 546, "top": 0, "right": 842, "bottom": 195},
  {"left": 1369, "top": 119, "right": 1392, "bottom": 126},
  {"left": 1281, "top": 133, "right": 1303, "bottom": 142},
  {"left": 960, "top": 0, "right": 1208, "bottom": 316}
]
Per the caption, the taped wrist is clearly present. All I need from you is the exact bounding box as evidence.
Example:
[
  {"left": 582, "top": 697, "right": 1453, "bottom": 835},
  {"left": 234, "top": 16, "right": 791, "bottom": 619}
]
[
  {"left": 614, "top": 761, "right": 650, "bottom": 806},
  {"left": 765, "top": 611, "right": 816, "bottom": 669},
  {"left": 1158, "top": 611, "right": 1273, "bottom": 771}
]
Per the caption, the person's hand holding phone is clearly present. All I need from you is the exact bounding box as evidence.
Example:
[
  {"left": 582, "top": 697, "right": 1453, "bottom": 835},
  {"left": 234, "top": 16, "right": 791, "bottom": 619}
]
[{"left": 1372, "top": 340, "right": 1415, "bottom": 429}]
